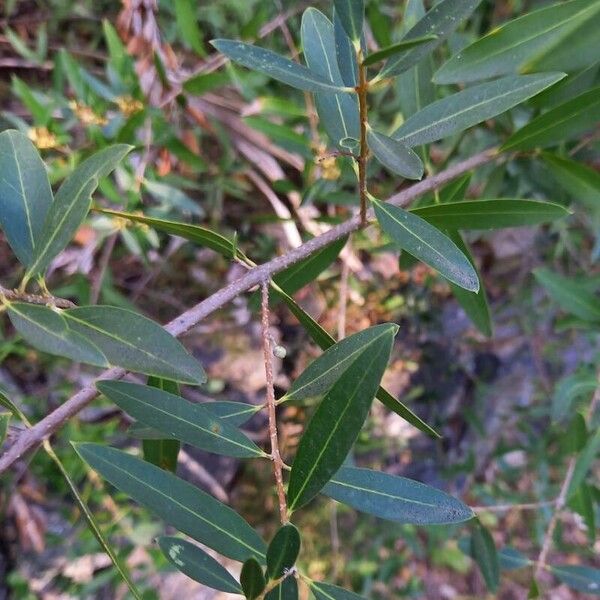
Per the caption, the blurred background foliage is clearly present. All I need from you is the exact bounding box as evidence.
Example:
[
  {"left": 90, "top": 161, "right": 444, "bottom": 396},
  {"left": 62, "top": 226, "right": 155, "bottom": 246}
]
[{"left": 0, "top": 0, "right": 599, "bottom": 598}]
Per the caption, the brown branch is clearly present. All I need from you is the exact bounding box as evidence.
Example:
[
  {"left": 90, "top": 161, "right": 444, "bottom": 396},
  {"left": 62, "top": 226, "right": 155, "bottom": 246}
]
[
  {"left": 0, "top": 147, "right": 499, "bottom": 475},
  {"left": 260, "top": 281, "right": 288, "bottom": 523},
  {"left": 0, "top": 285, "right": 76, "bottom": 309}
]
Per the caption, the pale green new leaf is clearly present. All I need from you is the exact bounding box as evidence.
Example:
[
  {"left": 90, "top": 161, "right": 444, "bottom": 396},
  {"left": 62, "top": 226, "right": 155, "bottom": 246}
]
[
  {"left": 434, "top": 0, "right": 600, "bottom": 83},
  {"left": 323, "top": 467, "right": 474, "bottom": 524},
  {"left": 334, "top": 0, "right": 364, "bottom": 42},
  {"left": 379, "top": 0, "right": 482, "bottom": 78},
  {"left": 210, "top": 39, "right": 349, "bottom": 94},
  {"left": 311, "top": 581, "right": 367, "bottom": 600},
  {"left": 501, "top": 86, "right": 600, "bottom": 151},
  {"left": 0, "top": 130, "right": 53, "bottom": 266},
  {"left": 76, "top": 443, "right": 267, "bottom": 563},
  {"left": 394, "top": 73, "right": 565, "bottom": 147},
  {"left": 552, "top": 373, "right": 597, "bottom": 422},
  {"left": 158, "top": 537, "right": 241, "bottom": 593},
  {"left": 97, "top": 381, "right": 264, "bottom": 458},
  {"left": 0, "top": 411, "right": 10, "bottom": 447},
  {"left": 411, "top": 199, "right": 570, "bottom": 229},
  {"left": 63, "top": 306, "right": 206, "bottom": 384},
  {"left": 542, "top": 153, "right": 600, "bottom": 212},
  {"left": 174, "top": 0, "right": 204, "bottom": 55},
  {"left": 367, "top": 129, "right": 423, "bottom": 180},
  {"left": 26, "top": 145, "right": 132, "bottom": 277},
  {"left": 373, "top": 199, "right": 479, "bottom": 292},
  {"left": 7, "top": 303, "right": 108, "bottom": 367},
  {"left": 301, "top": 9, "right": 360, "bottom": 147},
  {"left": 287, "top": 324, "right": 396, "bottom": 510},
  {"left": 534, "top": 268, "right": 600, "bottom": 322}
]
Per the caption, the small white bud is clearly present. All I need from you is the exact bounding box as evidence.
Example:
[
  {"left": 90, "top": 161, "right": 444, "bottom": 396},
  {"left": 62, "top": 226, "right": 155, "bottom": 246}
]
[{"left": 273, "top": 345, "right": 287, "bottom": 359}]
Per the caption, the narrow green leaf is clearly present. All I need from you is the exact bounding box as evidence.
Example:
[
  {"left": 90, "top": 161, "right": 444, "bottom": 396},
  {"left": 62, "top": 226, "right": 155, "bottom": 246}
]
[
  {"left": 97, "top": 381, "right": 264, "bottom": 459},
  {"left": 288, "top": 324, "right": 396, "bottom": 510},
  {"left": 501, "top": 86, "right": 600, "bottom": 152},
  {"left": 266, "top": 524, "right": 301, "bottom": 579},
  {"left": 158, "top": 537, "right": 241, "bottom": 593},
  {"left": 499, "top": 547, "right": 531, "bottom": 571},
  {"left": 379, "top": 0, "right": 482, "bottom": 78},
  {"left": 241, "top": 557, "right": 266, "bottom": 600},
  {"left": 183, "top": 72, "right": 231, "bottom": 95},
  {"left": 396, "top": 0, "right": 434, "bottom": 120},
  {"left": 0, "top": 411, "right": 10, "bottom": 447},
  {"left": 7, "top": 303, "right": 108, "bottom": 367},
  {"left": 63, "top": 306, "right": 206, "bottom": 384},
  {"left": 174, "top": 0, "right": 204, "bottom": 55},
  {"left": 542, "top": 153, "right": 600, "bottom": 212},
  {"left": 569, "top": 482, "right": 595, "bottom": 543},
  {"left": 568, "top": 429, "right": 600, "bottom": 496},
  {"left": 210, "top": 39, "right": 350, "bottom": 94},
  {"left": 142, "top": 378, "right": 180, "bottom": 473},
  {"left": 564, "top": 413, "right": 588, "bottom": 454},
  {"left": 446, "top": 231, "right": 492, "bottom": 337},
  {"left": 75, "top": 443, "right": 267, "bottom": 563},
  {"left": 530, "top": 63, "right": 600, "bottom": 110},
  {"left": 363, "top": 36, "right": 436, "bottom": 67},
  {"left": 411, "top": 199, "right": 570, "bottom": 229},
  {"left": 95, "top": 208, "right": 237, "bottom": 259},
  {"left": 534, "top": 268, "right": 600, "bottom": 322},
  {"left": 0, "top": 392, "right": 143, "bottom": 599},
  {"left": 26, "top": 145, "right": 132, "bottom": 277},
  {"left": 273, "top": 283, "right": 440, "bottom": 438},
  {"left": 394, "top": 73, "right": 565, "bottom": 147},
  {"left": 324, "top": 467, "right": 473, "bottom": 524},
  {"left": 333, "top": 0, "right": 364, "bottom": 42},
  {"left": 528, "top": 578, "right": 541, "bottom": 599},
  {"left": 373, "top": 199, "right": 479, "bottom": 292},
  {"left": 435, "top": 0, "right": 600, "bottom": 83},
  {"left": 334, "top": 10, "right": 358, "bottom": 87},
  {"left": 552, "top": 373, "right": 597, "bottom": 422},
  {"left": 471, "top": 522, "right": 499, "bottom": 592},
  {"left": 551, "top": 565, "right": 600, "bottom": 595},
  {"left": 367, "top": 129, "right": 423, "bottom": 180},
  {"left": 266, "top": 577, "right": 298, "bottom": 600},
  {"left": 284, "top": 325, "right": 397, "bottom": 404},
  {"left": 301, "top": 9, "right": 360, "bottom": 147},
  {"left": 311, "top": 581, "right": 367, "bottom": 600},
  {"left": 0, "top": 130, "right": 53, "bottom": 267}
]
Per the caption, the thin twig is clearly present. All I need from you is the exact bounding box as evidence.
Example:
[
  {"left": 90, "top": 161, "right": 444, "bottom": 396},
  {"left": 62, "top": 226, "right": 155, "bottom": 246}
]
[
  {"left": 260, "top": 281, "right": 288, "bottom": 523},
  {"left": 0, "top": 148, "right": 499, "bottom": 475},
  {"left": 90, "top": 233, "right": 118, "bottom": 305},
  {"left": 0, "top": 285, "right": 76, "bottom": 309}
]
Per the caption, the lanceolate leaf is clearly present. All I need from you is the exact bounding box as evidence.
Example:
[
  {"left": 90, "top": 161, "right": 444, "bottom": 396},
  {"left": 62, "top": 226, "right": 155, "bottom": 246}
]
[
  {"left": 266, "top": 524, "right": 301, "bottom": 579},
  {"left": 241, "top": 557, "right": 266, "bottom": 600},
  {"left": 210, "top": 39, "right": 350, "bottom": 94},
  {"left": 97, "top": 381, "right": 264, "bottom": 459},
  {"left": 542, "top": 153, "right": 600, "bottom": 212},
  {"left": 446, "top": 231, "right": 492, "bottom": 338},
  {"left": 158, "top": 537, "right": 242, "bottom": 594},
  {"left": 502, "top": 86, "right": 600, "bottom": 152},
  {"left": 266, "top": 578, "right": 298, "bottom": 600},
  {"left": 287, "top": 324, "right": 396, "bottom": 511},
  {"left": 499, "top": 547, "right": 532, "bottom": 571},
  {"left": 363, "top": 36, "right": 436, "bottom": 66},
  {"left": 301, "top": 9, "right": 360, "bottom": 147},
  {"left": 0, "top": 412, "right": 11, "bottom": 447},
  {"left": 434, "top": 0, "right": 600, "bottom": 83},
  {"left": 393, "top": 73, "right": 565, "bottom": 147},
  {"left": 324, "top": 467, "right": 473, "bottom": 524},
  {"left": 552, "top": 373, "right": 597, "bottom": 422},
  {"left": 334, "top": 11, "right": 358, "bottom": 86},
  {"left": 551, "top": 565, "right": 600, "bottom": 596},
  {"left": 76, "top": 443, "right": 267, "bottom": 563},
  {"left": 373, "top": 199, "right": 479, "bottom": 292},
  {"left": 0, "top": 130, "right": 53, "bottom": 266},
  {"left": 273, "top": 283, "right": 440, "bottom": 438},
  {"left": 284, "top": 324, "right": 397, "bottom": 404},
  {"left": 367, "top": 129, "right": 423, "bottom": 180},
  {"left": 501, "top": 86, "right": 600, "bottom": 151},
  {"left": 379, "top": 0, "right": 482, "bottom": 78},
  {"left": 63, "top": 306, "right": 206, "bottom": 384},
  {"left": 471, "top": 522, "right": 500, "bottom": 592},
  {"left": 26, "top": 145, "right": 132, "bottom": 277},
  {"left": 95, "top": 209, "right": 237, "bottom": 258},
  {"left": 311, "top": 581, "right": 367, "bottom": 600},
  {"left": 7, "top": 303, "right": 108, "bottom": 367},
  {"left": 333, "top": 0, "right": 364, "bottom": 43},
  {"left": 411, "top": 199, "right": 570, "bottom": 229},
  {"left": 534, "top": 268, "right": 600, "bottom": 322}
]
